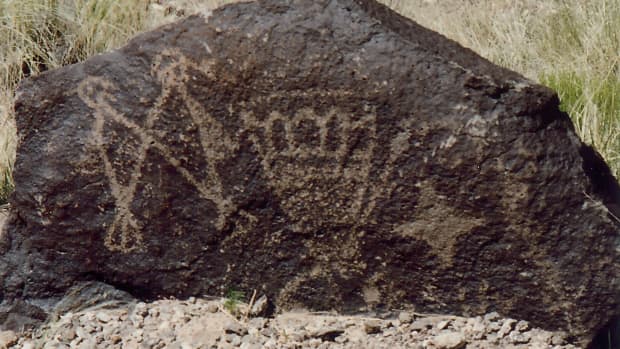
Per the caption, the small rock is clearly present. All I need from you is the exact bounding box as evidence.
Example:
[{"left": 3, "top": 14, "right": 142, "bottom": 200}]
[
  {"left": 96, "top": 312, "right": 112, "bottom": 323},
  {"left": 148, "top": 308, "right": 160, "bottom": 317},
  {"left": 382, "top": 326, "right": 397, "bottom": 337},
  {"left": 171, "top": 309, "right": 190, "bottom": 324},
  {"left": 515, "top": 320, "right": 530, "bottom": 332},
  {"left": 180, "top": 342, "right": 194, "bottom": 349},
  {"left": 411, "top": 318, "right": 435, "bottom": 331},
  {"left": 309, "top": 327, "right": 345, "bottom": 342},
  {"left": 335, "top": 334, "right": 348, "bottom": 344},
  {"left": 81, "top": 313, "right": 96, "bottom": 322},
  {"left": 284, "top": 331, "right": 305, "bottom": 342},
  {"left": 486, "top": 333, "right": 498, "bottom": 343},
  {"left": 363, "top": 320, "right": 383, "bottom": 334},
  {"left": 263, "top": 339, "right": 277, "bottom": 348},
  {"left": 134, "top": 303, "right": 148, "bottom": 317},
  {"left": 483, "top": 312, "right": 501, "bottom": 323},
  {"left": 69, "top": 338, "right": 82, "bottom": 348},
  {"left": 240, "top": 334, "right": 255, "bottom": 344},
  {"left": 436, "top": 320, "right": 450, "bottom": 330},
  {"left": 21, "top": 340, "right": 35, "bottom": 349},
  {"left": 224, "top": 321, "right": 248, "bottom": 335},
  {"left": 75, "top": 326, "right": 89, "bottom": 339},
  {"left": 508, "top": 330, "right": 531, "bottom": 344},
  {"left": 450, "top": 318, "right": 466, "bottom": 329},
  {"left": 486, "top": 321, "right": 501, "bottom": 332},
  {"left": 75, "top": 339, "right": 96, "bottom": 349},
  {"left": 206, "top": 302, "right": 219, "bottom": 313},
  {"left": 230, "top": 334, "right": 242, "bottom": 346},
  {"left": 464, "top": 317, "right": 486, "bottom": 340},
  {"left": 58, "top": 327, "right": 77, "bottom": 342},
  {"left": 110, "top": 334, "right": 122, "bottom": 344},
  {"left": 250, "top": 295, "right": 269, "bottom": 317},
  {"left": 158, "top": 320, "right": 172, "bottom": 331},
  {"left": 240, "top": 342, "right": 262, "bottom": 349},
  {"left": 550, "top": 332, "right": 568, "bottom": 345},
  {"left": 260, "top": 326, "right": 276, "bottom": 337},
  {"left": 133, "top": 317, "right": 144, "bottom": 329},
  {"left": 430, "top": 332, "right": 467, "bottom": 349},
  {"left": 0, "top": 331, "right": 17, "bottom": 348},
  {"left": 248, "top": 317, "right": 268, "bottom": 330},
  {"left": 398, "top": 311, "right": 414, "bottom": 324},
  {"left": 144, "top": 338, "right": 162, "bottom": 348},
  {"left": 306, "top": 338, "right": 322, "bottom": 348},
  {"left": 497, "top": 319, "right": 517, "bottom": 338}
]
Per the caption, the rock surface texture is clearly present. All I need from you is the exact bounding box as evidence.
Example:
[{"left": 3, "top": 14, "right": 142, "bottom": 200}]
[{"left": 2, "top": 0, "right": 619, "bottom": 347}]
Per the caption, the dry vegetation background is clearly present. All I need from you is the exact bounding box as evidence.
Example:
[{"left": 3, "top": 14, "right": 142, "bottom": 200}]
[{"left": 0, "top": 0, "right": 618, "bottom": 204}]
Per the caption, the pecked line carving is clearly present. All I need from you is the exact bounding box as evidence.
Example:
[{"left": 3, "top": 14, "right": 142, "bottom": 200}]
[{"left": 78, "top": 49, "right": 429, "bottom": 253}]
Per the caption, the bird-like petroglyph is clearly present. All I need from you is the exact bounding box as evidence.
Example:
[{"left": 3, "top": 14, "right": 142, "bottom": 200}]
[{"left": 78, "top": 49, "right": 238, "bottom": 252}]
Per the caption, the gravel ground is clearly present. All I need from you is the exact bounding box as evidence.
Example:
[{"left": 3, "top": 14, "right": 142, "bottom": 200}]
[{"left": 0, "top": 295, "right": 579, "bottom": 349}]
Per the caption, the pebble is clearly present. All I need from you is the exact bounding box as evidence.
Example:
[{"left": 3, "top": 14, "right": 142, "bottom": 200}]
[
  {"left": 430, "top": 332, "right": 467, "bottom": 349},
  {"left": 0, "top": 331, "right": 17, "bottom": 348},
  {"left": 224, "top": 321, "right": 248, "bottom": 336},
  {"left": 437, "top": 320, "right": 450, "bottom": 330},
  {"left": 464, "top": 317, "right": 486, "bottom": 340},
  {"left": 398, "top": 311, "right": 414, "bottom": 324},
  {"left": 410, "top": 317, "right": 435, "bottom": 331},
  {"left": 21, "top": 341, "right": 35, "bottom": 349},
  {"left": 309, "top": 327, "right": 344, "bottom": 341},
  {"left": 483, "top": 312, "right": 501, "bottom": 323},
  {"left": 96, "top": 312, "right": 112, "bottom": 323},
  {"left": 497, "top": 319, "right": 517, "bottom": 338},
  {"left": 364, "top": 320, "right": 383, "bottom": 334},
  {"left": 58, "top": 326, "right": 77, "bottom": 341},
  {"left": 516, "top": 320, "right": 530, "bottom": 332},
  {"left": 250, "top": 295, "right": 269, "bottom": 317},
  {"left": 508, "top": 331, "right": 530, "bottom": 344},
  {"left": 240, "top": 342, "right": 262, "bottom": 349},
  {"left": 248, "top": 317, "right": 267, "bottom": 330},
  {"left": 206, "top": 302, "right": 219, "bottom": 313}
]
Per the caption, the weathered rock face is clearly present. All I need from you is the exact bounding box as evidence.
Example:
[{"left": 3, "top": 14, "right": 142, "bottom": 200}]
[{"left": 2, "top": 0, "right": 619, "bottom": 346}]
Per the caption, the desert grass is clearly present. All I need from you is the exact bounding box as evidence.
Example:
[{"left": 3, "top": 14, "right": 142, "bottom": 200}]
[{"left": 0, "top": 0, "right": 618, "bottom": 204}]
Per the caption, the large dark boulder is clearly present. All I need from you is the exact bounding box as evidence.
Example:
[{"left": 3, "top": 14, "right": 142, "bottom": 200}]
[{"left": 2, "top": 0, "right": 619, "bottom": 346}]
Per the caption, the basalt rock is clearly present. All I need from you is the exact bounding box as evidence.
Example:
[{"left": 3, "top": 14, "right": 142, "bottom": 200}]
[{"left": 2, "top": 0, "right": 619, "bottom": 346}]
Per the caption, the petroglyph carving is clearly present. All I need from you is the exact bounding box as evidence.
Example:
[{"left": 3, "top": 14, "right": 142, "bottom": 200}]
[
  {"left": 393, "top": 183, "right": 485, "bottom": 266},
  {"left": 78, "top": 49, "right": 421, "bottom": 251},
  {"left": 78, "top": 49, "right": 236, "bottom": 253},
  {"left": 241, "top": 107, "right": 421, "bottom": 231}
]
